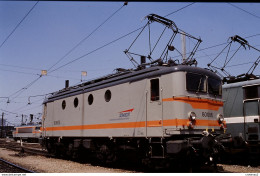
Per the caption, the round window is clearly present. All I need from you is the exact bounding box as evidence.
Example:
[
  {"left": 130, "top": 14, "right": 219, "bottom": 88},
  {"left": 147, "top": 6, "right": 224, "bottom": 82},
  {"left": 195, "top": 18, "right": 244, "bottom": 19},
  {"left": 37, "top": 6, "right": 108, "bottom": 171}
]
[
  {"left": 74, "top": 97, "right": 79, "bottom": 108},
  {"left": 62, "top": 100, "right": 66, "bottom": 110},
  {"left": 88, "top": 94, "right": 94, "bottom": 105},
  {"left": 104, "top": 90, "right": 111, "bottom": 102}
]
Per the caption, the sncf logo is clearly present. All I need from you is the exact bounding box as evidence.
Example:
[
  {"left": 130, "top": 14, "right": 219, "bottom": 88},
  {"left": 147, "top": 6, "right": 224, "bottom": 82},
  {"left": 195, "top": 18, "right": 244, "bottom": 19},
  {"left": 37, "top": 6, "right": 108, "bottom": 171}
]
[{"left": 119, "top": 108, "right": 134, "bottom": 118}]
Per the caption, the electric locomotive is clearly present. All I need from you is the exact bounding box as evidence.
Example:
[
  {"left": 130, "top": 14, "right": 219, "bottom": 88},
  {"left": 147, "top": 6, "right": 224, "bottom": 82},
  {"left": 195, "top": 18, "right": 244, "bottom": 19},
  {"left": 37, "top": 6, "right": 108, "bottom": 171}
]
[
  {"left": 223, "top": 79, "right": 260, "bottom": 157},
  {"left": 41, "top": 14, "right": 226, "bottom": 168},
  {"left": 13, "top": 124, "right": 42, "bottom": 143},
  {"left": 207, "top": 34, "right": 260, "bottom": 162}
]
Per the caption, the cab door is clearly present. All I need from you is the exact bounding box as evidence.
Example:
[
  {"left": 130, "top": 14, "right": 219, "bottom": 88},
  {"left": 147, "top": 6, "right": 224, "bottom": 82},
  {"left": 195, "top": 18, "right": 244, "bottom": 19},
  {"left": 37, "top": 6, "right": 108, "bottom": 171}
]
[
  {"left": 146, "top": 78, "right": 163, "bottom": 137},
  {"left": 243, "top": 85, "right": 260, "bottom": 142},
  {"left": 244, "top": 99, "right": 260, "bottom": 142}
]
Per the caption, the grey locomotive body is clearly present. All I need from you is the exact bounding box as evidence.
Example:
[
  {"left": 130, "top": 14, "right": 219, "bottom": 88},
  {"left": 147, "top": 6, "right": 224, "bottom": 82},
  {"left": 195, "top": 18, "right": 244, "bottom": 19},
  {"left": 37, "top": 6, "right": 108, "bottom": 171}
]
[
  {"left": 13, "top": 125, "right": 42, "bottom": 143},
  {"left": 42, "top": 64, "right": 225, "bottom": 167},
  {"left": 223, "top": 79, "right": 260, "bottom": 155}
]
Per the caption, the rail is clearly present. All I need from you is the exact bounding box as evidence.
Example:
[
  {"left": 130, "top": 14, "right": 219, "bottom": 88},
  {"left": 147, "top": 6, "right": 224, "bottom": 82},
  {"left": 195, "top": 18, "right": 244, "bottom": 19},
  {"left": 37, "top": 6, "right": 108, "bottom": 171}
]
[{"left": 0, "top": 158, "right": 35, "bottom": 173}]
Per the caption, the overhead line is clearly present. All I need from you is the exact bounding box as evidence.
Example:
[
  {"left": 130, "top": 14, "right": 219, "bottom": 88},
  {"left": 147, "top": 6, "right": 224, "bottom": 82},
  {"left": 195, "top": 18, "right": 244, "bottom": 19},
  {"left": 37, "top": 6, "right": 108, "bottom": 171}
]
[
  {"left": 48, "top": 2, "right": 127, "bottom": 72},
  {"left": 8, "top": 76, "right": 42, "bottom": 100},
  {"left": 0, "top": 63, "right": 115, "bottom": 73},
  {"left": 0, "top": 68, "right": 81, "bottom": 81},
  {"left": 170, "top": 34, "right": 260, "bottom": 60},
  {"left": 12, "top": 99, "right": 44, "bottom": 113},
  {"left": 48, "top": 2, "right": 197, "bottom": 73},
  {"left": 164, "top": 2, "right": 196, "bottom": 17},
  {"left": 245, "top": 33, "right": 260, "bottom": 39},
  {"left": 190, "top": 33, "right": 260, "bottom": 53},
  {"left": 0, "top": 68, "right": 39, "bottom": 76},
  {"left": 225, "top": 61, "right": 255, "bottom": 68},
  {"left": 5, "top": 2, "right": 126, "bottom": 102},
  {"left": 0, "top": 1, "right": 39, "bottom": 50},
  {"left": 228, "top": 3, "right": 260, "bottom": 20},
  {"left": 194, "top": 43, "right": 260, "bottom": 60},
  {"left": 49, "top": 26, "right": 144, "bottom": 73},
  {"left": 0, "top": 63, "right": 42, "bottom": 71},
  {"left": 0, "top": 109, "right": 18, "bottom": 115}
]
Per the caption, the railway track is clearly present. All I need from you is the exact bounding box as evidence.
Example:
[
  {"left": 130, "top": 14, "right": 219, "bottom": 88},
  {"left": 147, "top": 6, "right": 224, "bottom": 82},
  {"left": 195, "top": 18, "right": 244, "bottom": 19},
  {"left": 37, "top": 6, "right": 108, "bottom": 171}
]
[
  {"left": 0, "top": 158, "right": 35, "bottom": 173},
  {"left": 0, "top": 139, "right": 52, "bottom": 157},
  {"left": 1, "top": 138, "right": 260, "bottom": 173}
]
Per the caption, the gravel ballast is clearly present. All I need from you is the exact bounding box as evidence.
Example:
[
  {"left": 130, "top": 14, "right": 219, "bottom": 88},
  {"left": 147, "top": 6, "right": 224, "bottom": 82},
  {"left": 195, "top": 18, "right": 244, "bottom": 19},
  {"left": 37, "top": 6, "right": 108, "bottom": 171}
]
[
  {"left": 1, "top": 147, "right": 260, "bottom": 173},
  {"left": 0, "top": 148, "right": 134, "bottom": 173}
]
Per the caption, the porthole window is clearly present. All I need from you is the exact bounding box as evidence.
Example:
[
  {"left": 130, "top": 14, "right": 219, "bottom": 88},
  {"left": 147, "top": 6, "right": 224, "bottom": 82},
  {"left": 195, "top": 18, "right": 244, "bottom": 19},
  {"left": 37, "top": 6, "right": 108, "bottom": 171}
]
[
  {"left": 62, "top": 100, "right": 66, "bottom": 110},
  {"left": 104, "top": 90, "right": 111, "bottom": 102},
  {"left": 74, "top": 97, "right": 79, "bottom": 108},
  {"left": 88, "top": 94, "right": 94, "bottom": 105}
]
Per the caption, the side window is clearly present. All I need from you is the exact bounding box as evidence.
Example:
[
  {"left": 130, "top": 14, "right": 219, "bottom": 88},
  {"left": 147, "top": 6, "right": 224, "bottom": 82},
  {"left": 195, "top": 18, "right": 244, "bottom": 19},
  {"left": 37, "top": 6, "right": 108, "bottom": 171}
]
[
  {"left": 150, "top": 79, "right": 160, "bottom": 101},
  {"left": 244, "top": 85, "right": 259, "bottom": 100},
  {"left": 62, "top": 100, "right": 66, "bottom": 110},
  {"left": 105, "top": 90, "right": 112, "bottom": 102},
  {"left": 74, "top": 97, "right": 79, "bottom": 108},
  {"left": 88, "top": 94, "right": 94, "bottom": 105}
]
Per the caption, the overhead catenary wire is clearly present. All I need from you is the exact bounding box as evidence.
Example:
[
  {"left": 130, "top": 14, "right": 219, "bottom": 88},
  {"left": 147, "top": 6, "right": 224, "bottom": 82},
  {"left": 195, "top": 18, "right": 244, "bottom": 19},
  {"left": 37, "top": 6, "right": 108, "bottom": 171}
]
[
  {"left": 49, "top": 3, "right": 197, "bottom": 73},
  {"left": 13, "top": 99, "right": 44, "bottom": 113},
  {"left": 4, "top": 2, "right": 126, "bottom": 102},
  {"left": 207, "top": 35, "right": 260, "bottom": 79},
  {"left": 4, "top": 3, "right": 259, "bottom": 120},
  {"left": 164, "top": 2, "right": 196, "bottom": 17},
  {"left": 8, "top": 76, "right": 42, "bottom": 100},
  {"left": 245, "top": 33, "right": 260, "bottom": 39},
  {"left": 0, "top": 68, "right": 82, "bottom": 81},
  {"left": 2, "top": 96, "right": 45, "bottom": 116},
  {"left": 0, "top": 68, "right": 40, "bottom": 76},
  {"left": 2, "top": 2, "right": 196, "bottom": 118},
  {"left": 0, "top": 63, "right": 114, "bottom": 73},
  {"left": 49, "top": 26, "right": 144, "bottom": 73},
  {"left": 0, "top": 1, "right": 39, "bottom": 50},
  {"left": 193, "top": 43, "right": 260, "bottom": 61},
  {"left": 47, "top": 2, "right": 128, "bottom": 72},
  {"left": 170, "top": 33, "right": 260, "bottom": 61},
  {"left": 4, "top": 32, "right": 260, "bottom": 103},
  {"left": 228, "top": 3, "right": 260, "bottom": 20},
  {"left": 0, "top": 109, "right": 18, "bottom": 115},
  {"left": 0, "top": 63, "right": 42, "bottom": 71}
]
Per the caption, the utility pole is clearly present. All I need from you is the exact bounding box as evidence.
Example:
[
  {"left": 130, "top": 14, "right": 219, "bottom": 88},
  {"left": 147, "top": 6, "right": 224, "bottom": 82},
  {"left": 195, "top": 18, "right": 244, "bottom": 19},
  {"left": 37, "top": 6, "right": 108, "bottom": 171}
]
[
  {"left": 181, "top": 32, "right": 186, "bottom": 63},
  {"left": 1, "top": 112, "right": 4, "bottom": 138}
]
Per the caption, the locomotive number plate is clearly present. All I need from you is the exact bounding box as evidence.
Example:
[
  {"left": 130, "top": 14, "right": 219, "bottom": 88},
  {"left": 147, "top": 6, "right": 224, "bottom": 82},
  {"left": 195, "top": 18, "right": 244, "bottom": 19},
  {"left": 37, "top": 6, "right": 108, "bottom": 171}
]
[{"left": 202, "top": 112, "right": 213, "bottom": 117}]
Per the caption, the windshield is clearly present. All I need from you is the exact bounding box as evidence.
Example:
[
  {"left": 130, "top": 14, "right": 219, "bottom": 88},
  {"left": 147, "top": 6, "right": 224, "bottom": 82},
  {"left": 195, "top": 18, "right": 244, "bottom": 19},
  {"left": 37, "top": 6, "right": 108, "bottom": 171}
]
[
  {"left": 186, "top": 73, "right": 207, "bottom": 92},
  {"left": 186, "top": 72, "right": 222, "bottom": 96},
  {"left": 208, "top": 77, "right": 222, "bottom": 96}
]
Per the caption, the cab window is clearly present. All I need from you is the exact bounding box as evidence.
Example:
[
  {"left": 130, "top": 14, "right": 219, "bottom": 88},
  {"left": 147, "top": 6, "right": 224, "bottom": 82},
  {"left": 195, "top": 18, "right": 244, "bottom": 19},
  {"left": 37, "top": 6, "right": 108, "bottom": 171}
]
[
  {"left": 151, "top": 79, "right": 160, "bottom": 101},
  {"left": 186, "top": 73, "right": 206, "bottom": 92},
  {"left": 244, "top": 85, "right": 259, "bottom": 100},
  {"left": 208, "top": 77, "right": 222, "bottom": 96}
]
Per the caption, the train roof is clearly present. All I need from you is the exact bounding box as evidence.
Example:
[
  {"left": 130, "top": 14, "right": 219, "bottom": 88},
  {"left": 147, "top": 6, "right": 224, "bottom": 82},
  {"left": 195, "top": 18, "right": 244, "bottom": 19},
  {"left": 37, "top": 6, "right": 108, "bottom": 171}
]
[
  {"left": 222, "top": 78, "right": 260, "bottom": 89},
  {"left": 44, "top": 65, "right": 220, "bottom": 103}
]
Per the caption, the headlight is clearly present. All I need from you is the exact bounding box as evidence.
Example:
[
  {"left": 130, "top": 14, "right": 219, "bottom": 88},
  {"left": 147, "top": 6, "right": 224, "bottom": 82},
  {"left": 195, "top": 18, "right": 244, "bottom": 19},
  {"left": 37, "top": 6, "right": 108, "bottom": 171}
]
[
  {"left": 189, "top": 112, "right": 196, "bottom": 121},
  {"left": 217, "top": 114, "right": 224, "bottom": 124}
]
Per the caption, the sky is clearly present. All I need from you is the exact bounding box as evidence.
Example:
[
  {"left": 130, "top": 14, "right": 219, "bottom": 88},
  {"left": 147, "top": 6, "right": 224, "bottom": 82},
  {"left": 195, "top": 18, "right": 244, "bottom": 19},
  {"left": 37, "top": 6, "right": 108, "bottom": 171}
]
[{"left": 0, "top": 1, "right": 260, "bottom": 126}]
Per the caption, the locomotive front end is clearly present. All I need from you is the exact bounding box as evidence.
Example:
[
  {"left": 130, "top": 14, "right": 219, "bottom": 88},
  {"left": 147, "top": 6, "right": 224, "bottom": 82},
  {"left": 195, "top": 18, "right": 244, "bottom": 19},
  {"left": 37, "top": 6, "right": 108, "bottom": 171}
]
[{"left": 162, "top": 66, "right": 226, "bottom": 168}]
